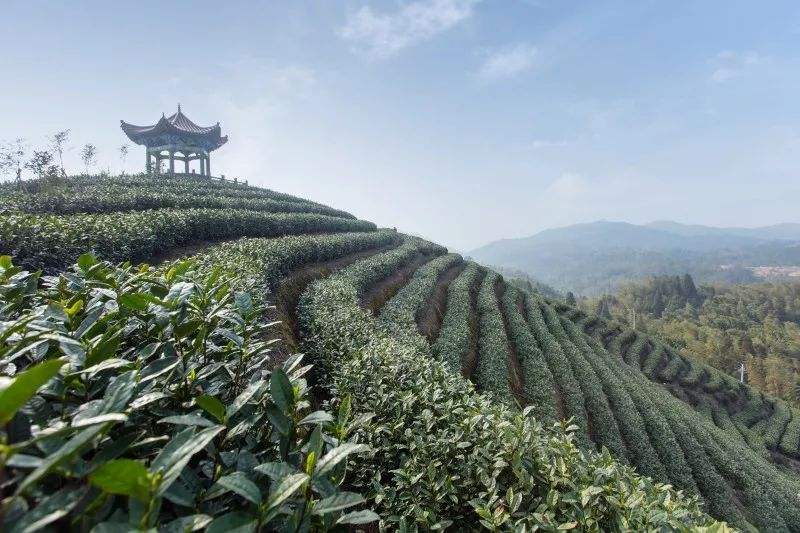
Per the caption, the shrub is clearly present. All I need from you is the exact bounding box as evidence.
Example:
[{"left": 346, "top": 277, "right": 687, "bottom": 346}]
[
  {"left": 380, "top": 253, "right": 462, "bottom": 329},
  {"left": 472, "top": 272, "right": 514, "bottom": 401},
  {"left": 432, "top": 263, "right": 483, "bottom": 375},
  {"left": 0, "top": 210, "right": 377, "bottom": 271},
  {"left": 298, "top": 274, "right": 723, "bottom": 531},
  {"left": 0, "top": 256, "right": 375, "bottom": 531}
]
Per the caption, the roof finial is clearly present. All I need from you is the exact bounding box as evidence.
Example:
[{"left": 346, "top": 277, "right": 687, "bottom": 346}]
[{"left": 178, "top": 103, "right": 181, "bottom": 113}]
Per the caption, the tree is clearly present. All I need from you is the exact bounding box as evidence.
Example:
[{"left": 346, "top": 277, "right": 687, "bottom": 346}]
[
  {"left": 49, "top": 129, "right": 70, "bottom": 177},
  {"left": 24, "top": 149, "right": 57, "bottom": 179},
  {"left": 0, "top": 138, "right": 26, "bottom": 183},
  {"left": 80, "top": 143, "right": 97, "bottom": 173},
  {"left": 119, "top": 144, "right": 129, "bottom": 175},
  {"left": 565, "top": 291, "right": 577, "bottom": 306}
]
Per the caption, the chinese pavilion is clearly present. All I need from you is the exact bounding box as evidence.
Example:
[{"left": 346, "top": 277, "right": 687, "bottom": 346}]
[{"left": 120, "top": 105, "right": 228, "bottom": 176}]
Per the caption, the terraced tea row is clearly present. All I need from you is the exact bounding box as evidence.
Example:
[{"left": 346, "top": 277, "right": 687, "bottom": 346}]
[
  {"left": 1, "top": 209, "right": 376, "bottom": 271},
  {"left": 294, "top": 237, "right": 718, "bottom": 530},
  {"left": 561, "top": 306, "right": 800, "bottom": 464},
  {"left": 366, "top": 236, "right": 800, "bottom": 529},
  {"left": 0, "top": 174, "right": 340, "bottom": 213},
  {"left": 0, "top": 174, "right": 767, "bottom": 530},
  {"left": 1, "top": 175, "right": 353, "bottom": 219}
]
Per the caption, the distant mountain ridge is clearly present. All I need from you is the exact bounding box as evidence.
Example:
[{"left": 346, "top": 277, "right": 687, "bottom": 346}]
[
  {"left": 468, "top": 220, "right": 800, "bottom": 295},
  {"left": 645, "top": 220, "right": 800, "bottom": 241}
]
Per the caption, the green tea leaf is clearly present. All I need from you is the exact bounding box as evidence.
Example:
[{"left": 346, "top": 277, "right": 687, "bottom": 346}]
[
  {"left": 313, "top": 491, "right": 365, "bottom": 515},
  {"left": 119, "top": 292, "right": 150, "bottom": 311},
  {"left": 195, "top": 394, "right": 226, "bottom": 423},
  {"left": 216, "top": 472, "right": 262, "bottom": 504},
  {"left": 205, "top": 512, "right": 257, "bottom": 533},
  {"left": 9, "top": 486, "right": 87, "bottom": 533},
  {"left": 17, "top": 423, "right": 111, "bottom": 494},
  {"left": 314, "top": 443, "right": 370, "bottom": 477},
  {"left": 152, "top": 425, "right": 224, "bottom": 496},
  {"left": 0, "top": 358, "right": 66, "bottom": 424},
  {"left": 158, "top": 414, "right": 216, "bottom": 428},
  {"left": 299, "top": 410, "right": 334, "bottom": 426},
  {"left": 269, "top": 368, "right": 293, "bottom": 412},
  {"left": 89, "top": 459, "right": 151, "bottom": 502},
  {"left": 337, "top": 509, "right": 380, "bottom": 525},
  {"left": 161, "top": 515, "right": 213, "bottom": 533},
  {"left": 77, "top": 252, "right": 97, "bottom": 271},
  {"left": 265, "top": 472, "right": 308, "bottom": 511},
  {"left": 254, "top": 461, "right": 298, "bottom": 481}
]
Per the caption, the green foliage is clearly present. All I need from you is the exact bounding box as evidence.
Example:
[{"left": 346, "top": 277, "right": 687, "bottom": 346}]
[
  {"left": 523, "top": 294, "right": 591, "bottom": 447},
  {"left": 1, "top": 173, "right": 354, "bottom": 219},
  {"left": 558, "top": 303, "right": 800, "bottom": 530},
  {"left": 499, "top": 286, "right": 559, "bottom": 422},
  {"left": 0, "top": 257, "right": 372, "bottom": 531},
  {"left": 297, "top": 266, "right": 725, "bottom": 531},
  {"left": 380, "top": 253, "right": 462, "bottom": 329},
  {"left": 1, "top": 209, "right": 376, "bottom": 271},
  {"left": 473, "top": 272, "right": 514, "bottom": 400},
  {"left": 432, "top": 262, "right": 483, "bottom": 374}
]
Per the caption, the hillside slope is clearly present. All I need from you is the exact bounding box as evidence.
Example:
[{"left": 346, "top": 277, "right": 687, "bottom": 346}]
[
  {"left": 469, "top": 220, "right": 800, "bottom": 295},
  {"left": 3, "top": 175, "right": 798, "bottom": 530}
]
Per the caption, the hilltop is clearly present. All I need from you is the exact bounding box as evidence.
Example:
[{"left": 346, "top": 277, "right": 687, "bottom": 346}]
[
  {"left": 469, "top": 220, "right": 800, "bottom": 295},
  {"left": 2, "top": 175, "right": 800, "bottom": 530}
]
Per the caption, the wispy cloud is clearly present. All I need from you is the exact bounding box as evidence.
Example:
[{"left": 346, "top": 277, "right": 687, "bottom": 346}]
[
  {"left": 544, "top": 172, "right": 587, "bottom": 199},
  {"left": 710, "top": 50, "right": 765, "bottom": 83},
  {"left": 339, "top": 0, "right": 480, "bottom": 59},
  {"left": 478, "top": 43, "right": 539, "bottom": 81}
]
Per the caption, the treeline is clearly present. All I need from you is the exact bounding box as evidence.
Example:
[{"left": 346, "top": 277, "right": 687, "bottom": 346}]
[{"left": 582, "top": 274, "right": 800, "bottom": 405}]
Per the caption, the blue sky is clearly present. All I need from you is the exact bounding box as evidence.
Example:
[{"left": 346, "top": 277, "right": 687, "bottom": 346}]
[{"left": 2, "top": 1, "right": 799, "bottom": 250}]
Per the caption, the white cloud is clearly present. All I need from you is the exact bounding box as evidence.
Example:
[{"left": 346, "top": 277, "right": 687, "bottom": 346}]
[
  {"left": 339, "top": 0, "right": 480, "bottom": 59},
  {"left": 478, "top": 44, "right": 539, "bottom": 81},
  {"left": 710, "top": 50, "right": 765, "bottom": 83},
  {"left": 544, "top": 172, "right": 588, "bottom": 199}
]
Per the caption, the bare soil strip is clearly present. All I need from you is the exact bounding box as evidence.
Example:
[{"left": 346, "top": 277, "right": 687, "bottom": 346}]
[
  {"left": 494, "top": 279, "right": 527, "bottom": 406},
  {"left": 462, "top": 269, "right": 486, "bottom": 379},
  {"left": 417, "top": 260, "right": 466, "bottom": 342},
  {"left": 269, "top": 242, "right": 402, "bottom": 357},
  {"left": 361, "top": 253, "right": 440, "bottom": 315}
]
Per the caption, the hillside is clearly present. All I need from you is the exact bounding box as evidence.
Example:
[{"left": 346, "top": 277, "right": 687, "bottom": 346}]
[
  {"left": 4, "top": 175, "right": 800, "bottom": 530},
  {"left": 469, "top": 220, "right": 800, "bottom": 295},
  {"left": 583, "top": 275, "right": 800, "bottom": 407}
]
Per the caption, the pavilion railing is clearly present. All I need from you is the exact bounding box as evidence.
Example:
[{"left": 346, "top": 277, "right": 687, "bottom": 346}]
[{"left": 152, "top": 172, "right": 248, "bottom": 186}]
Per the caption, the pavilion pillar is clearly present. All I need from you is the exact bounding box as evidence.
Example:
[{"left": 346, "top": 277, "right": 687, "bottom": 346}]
[
  {"left": 206, "top": 154, "right": 211, "bottom": 177},
  {"left": 200, "top": 156, "right": 205, "bottom": 176},
  {"left": 146, "top": 149, "right": 151, "bottom": 174},
  {"left": 184, "top": 154, "right": 189, "bottom": 174},
  {"left": 169, "top": 151, "right": 175, "bottom": 175}
]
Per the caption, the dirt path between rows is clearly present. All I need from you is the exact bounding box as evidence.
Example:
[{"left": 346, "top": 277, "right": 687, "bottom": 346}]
[
  {"left": 361, "top": 253, "right": 440, "bottom": 315},
  {"left": 495, "top": 280, "right": 526, "bottom": 407},
  {"left": 417, "top": 261, "right": 466, "bottom": 342},
  {"left": 462, "top": 269, "right": 486, "bottom": 379},
  {"left": 267, "top": 241, "right": 402, "bottom": 359}
]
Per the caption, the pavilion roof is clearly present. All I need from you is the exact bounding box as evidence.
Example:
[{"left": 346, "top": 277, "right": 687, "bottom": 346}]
[{"left": 120, "top": 106, "right": 228, "bottom": 151}]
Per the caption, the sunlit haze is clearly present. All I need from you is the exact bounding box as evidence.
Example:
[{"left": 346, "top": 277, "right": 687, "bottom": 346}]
[{"left": 3, "top": 0, "right": 799, "bottom": 250}]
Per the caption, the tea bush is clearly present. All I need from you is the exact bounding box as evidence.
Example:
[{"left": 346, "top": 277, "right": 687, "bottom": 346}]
[
  {"left": 432, "top": 263, "right": 482, "bottom": 375},
  {"left": 0, "top": 210, "right": 377, "bottom": 271},
  {"left": 0, "top": 255, "right": 376, "bottom": 531},
  {"left": 2, "top": 177, "right": 354, "bottom": 219},
  {"left": 297, "top": 270, "right": 728, "bottom": 531},
  {"left": 473, "top": 272, "right": 513, "bottom": 401},
  {"left": 379, "top": 253, "right": 462, "bottom": 329}
]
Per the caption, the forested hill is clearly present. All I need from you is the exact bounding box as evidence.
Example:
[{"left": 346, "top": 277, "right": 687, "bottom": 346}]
[
  {"left": 584, "top": 274, "right": 800, "bottom": 407},
  {"left": 3, "top": 174, "right": 800, "bottom": 530},
  {"left": 469, "top": 220, "right": 800, "bottom": 295}
]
